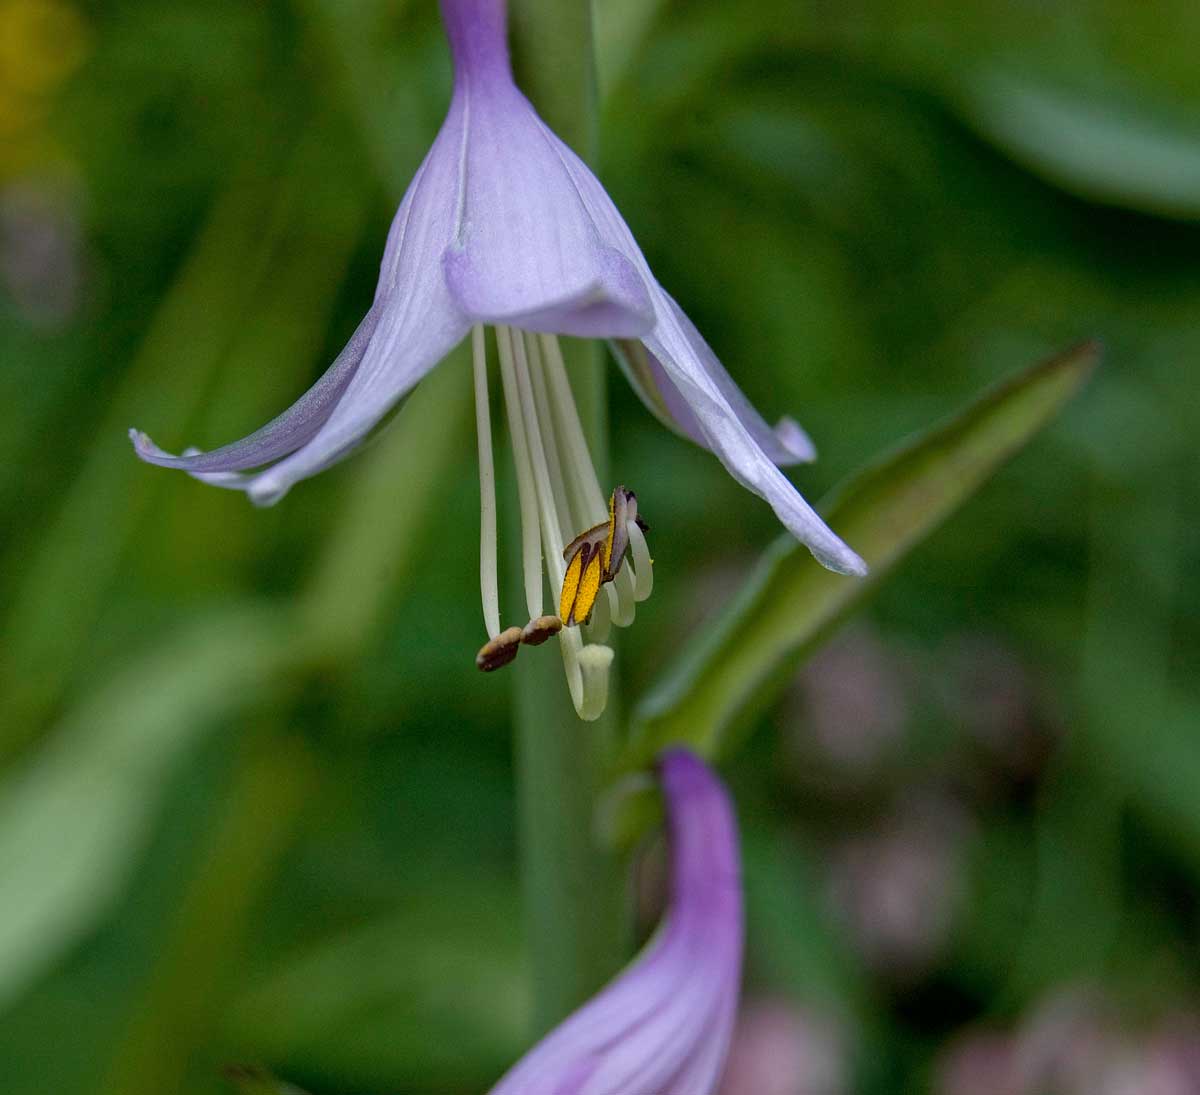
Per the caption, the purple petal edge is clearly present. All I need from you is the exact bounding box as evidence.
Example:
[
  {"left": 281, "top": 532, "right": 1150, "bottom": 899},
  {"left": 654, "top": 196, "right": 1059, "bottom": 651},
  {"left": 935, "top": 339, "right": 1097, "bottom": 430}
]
[{"left": 128, "top": 305, "right": 382, "bottom": 474}]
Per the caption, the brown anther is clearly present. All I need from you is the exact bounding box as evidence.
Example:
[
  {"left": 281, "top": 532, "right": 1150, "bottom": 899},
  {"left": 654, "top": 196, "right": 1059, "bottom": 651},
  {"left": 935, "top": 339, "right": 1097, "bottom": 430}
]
[
  {"left": 521, "top": 615, "right": 563, "bottom": 646},
  {"left": 475, "top": 626, "right": 523, "bottom": 672}
]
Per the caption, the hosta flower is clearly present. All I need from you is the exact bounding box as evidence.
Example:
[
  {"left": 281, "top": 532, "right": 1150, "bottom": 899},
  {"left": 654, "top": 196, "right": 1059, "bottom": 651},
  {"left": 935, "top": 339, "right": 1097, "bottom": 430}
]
[
  {"left": 488, "top": 747, "right": 743, "bottom": 1094},
  {"left": 130, "top": 0, "right": 865, "bottom": 717}
]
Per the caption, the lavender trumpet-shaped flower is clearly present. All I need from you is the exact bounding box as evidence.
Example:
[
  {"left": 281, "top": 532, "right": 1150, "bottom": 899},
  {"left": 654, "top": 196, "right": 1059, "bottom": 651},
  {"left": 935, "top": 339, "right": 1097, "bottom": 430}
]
[
  {"left": 129, "top": 0, "right": 865, "bottom": 717},
  {"left": 487, "top": 748, "right": 743, "bottom": 1095}
]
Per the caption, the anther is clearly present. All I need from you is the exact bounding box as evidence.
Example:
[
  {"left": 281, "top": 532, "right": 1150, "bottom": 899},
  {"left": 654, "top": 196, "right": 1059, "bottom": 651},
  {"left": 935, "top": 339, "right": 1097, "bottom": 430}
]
[
  {"left": 521, "top": 615, "right": 563, "bottom": 646},
  {"left": 475, "top": 626, "right": 523, "bottom": 672},
  {"left": 560, "top": 485, "right": 652, "bottom": 628}
]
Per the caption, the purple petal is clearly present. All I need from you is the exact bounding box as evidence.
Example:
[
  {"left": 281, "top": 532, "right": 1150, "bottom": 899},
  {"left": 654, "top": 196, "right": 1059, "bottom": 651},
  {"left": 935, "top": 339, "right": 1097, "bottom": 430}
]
[
  {"left": 129, "top": 305, "right": 382, "bottom": 474},
  {"left": 618, "top": 292, "right": 818, "bottom": 465},
  {"left": 539, "top": 131, "right": 815, "bottom": 467},
  {"left": 645, "top": 312, "right": 867, "bottom": 576},
  {"left": 441, "top": 83, "right": 655, "bottom": 339},
  {"left": 663, "top": 986, "right": 740, "bottom": 1095},
  {"left": 612, "top": 331, "right": 817, "bottom": 467},
  {"left": 243, "top": 305, "right": 468, "bottom": 503},
  {"left": 440, "top": 0, "right": 512, "bottom": 90},
  {"left": 543, "top": 130, "right": 864, "bottom": 575},
  {"left": 206, "top": 101, "right": 471, "bottom": 505},
  {"left": 129, "top": 93, "right": 468, "bottom": 485},
  {"left": 487, "top": 749, "right": 742, "bottom": 1095}
]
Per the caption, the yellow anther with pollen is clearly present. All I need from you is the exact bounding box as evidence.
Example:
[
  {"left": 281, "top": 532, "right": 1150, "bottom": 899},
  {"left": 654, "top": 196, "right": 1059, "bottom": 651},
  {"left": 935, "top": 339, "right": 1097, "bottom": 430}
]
[
  {"left": 560, "top": 543, "right": 586, "bottom": 624},
  {"left": 560, "top": 485, "right": 650, "bottom": 628},
  {"left": 576, "top": 545, "right": 604, "bottom": 623},
  {"left": 560, "top": 542, "right": 605, "bottom": 626}
]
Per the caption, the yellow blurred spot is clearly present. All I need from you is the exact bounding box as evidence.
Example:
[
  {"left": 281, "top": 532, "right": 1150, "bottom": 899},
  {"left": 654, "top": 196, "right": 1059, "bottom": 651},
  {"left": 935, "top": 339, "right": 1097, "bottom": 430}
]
[
  {"left": 0, "top": 0, "right": 88, "bottom": 96},
  {"left": 0, "top": 0, "right": 89, "bottom": 170}
]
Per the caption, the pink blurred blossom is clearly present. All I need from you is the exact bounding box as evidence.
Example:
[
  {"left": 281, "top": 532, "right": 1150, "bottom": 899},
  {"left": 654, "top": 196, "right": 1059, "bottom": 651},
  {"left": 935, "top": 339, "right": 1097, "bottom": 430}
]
[
  {"left": 791, "top": 626, "right": 910, "bottom": 775},
  {"left": 826, "top": 795, "right": 969, "bottom": 977},
  {"left": 719, "top": 997, "right": 847, "bottom": 1095},
  {"left": 934, "top": 1030, "right": 1020, "bottom": 1095},
  {"left": 0, "top": 174, "right": 84, "bottom": 327}
]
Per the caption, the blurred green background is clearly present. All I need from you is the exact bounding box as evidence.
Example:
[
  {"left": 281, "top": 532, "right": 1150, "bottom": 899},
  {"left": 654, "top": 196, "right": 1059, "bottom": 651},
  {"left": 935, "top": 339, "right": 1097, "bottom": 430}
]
[{"left": 1, "top": 0, "right": 1197, "bottom": 1092}]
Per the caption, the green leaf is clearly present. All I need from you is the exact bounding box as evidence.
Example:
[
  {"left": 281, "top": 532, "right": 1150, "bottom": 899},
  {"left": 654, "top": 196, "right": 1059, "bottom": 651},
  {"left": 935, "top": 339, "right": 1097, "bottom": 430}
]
[
  {"left": 0, "top": 119, "right": 366, "bottom": 749},
  {"left": 0, "top": 605, "right": 298, "bottom": 1013},
  {"left": 228, "top": 887, "right": 528, "bottom": 1089},
  {"left": 961, "top": 69, "right": 1200, "bottom": 221},
  {"left": 624, "top": 341, "right": 1099, "bottom": 768},
  {"left": 223, "top": 1066, "right": 310, "bottom": 1095}
]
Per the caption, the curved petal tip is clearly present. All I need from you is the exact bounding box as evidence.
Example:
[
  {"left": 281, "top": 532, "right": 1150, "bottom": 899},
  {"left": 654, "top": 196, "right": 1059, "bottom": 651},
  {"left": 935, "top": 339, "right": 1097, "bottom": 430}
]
[
  {"left": 657, "top": 746, "right": 712, "bottom": 788},
  {"left": 774, "top": 415, "right": 818, "bottom": 463},
  {"left": 129, "top": 427, "right": 171, "bottom": 465},
  {"left": 244, "top": 474, "right": 291, "bottom": 508},
  {"left": 814, "top": 539, "right": 869, "bottom": 578}
]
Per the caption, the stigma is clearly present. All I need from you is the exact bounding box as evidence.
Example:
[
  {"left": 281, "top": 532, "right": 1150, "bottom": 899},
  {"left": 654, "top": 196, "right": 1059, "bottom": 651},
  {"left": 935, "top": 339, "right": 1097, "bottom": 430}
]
[{"left": 470, "top": 325, "right": 654, "bottom": 719}]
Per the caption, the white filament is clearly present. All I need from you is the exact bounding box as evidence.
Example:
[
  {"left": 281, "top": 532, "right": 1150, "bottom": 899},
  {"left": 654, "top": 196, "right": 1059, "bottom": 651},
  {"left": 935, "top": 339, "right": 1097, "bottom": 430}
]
[
  {"left": 584, "top": 574, "right": 613, "bottom": 644},
  {"left": 535, "top": 334, "right": 623, "bottom": 624},
  {"left": 539, "top": 333, "right": 608, "bottom": 522},
  {"left": 523, "top": 331, "right": 573, "bottom": 542},
  {"left": 628, "top": 519, "right": 654, "bottom": 601},
  {"left": 484, "top": 327, "right": 633, "bottom": 720},
  {"left": 510, "top": 330, "right": 567, "bottom": 582},
  {"left": 610, "top": 563, "right": 638, "bottom": 626},
  {"left": 495, "top": 326, "right": 543, "bottom": 620},
  {"left": 540, "top": 333, "right": 647, "bottom": 624},
  {"left": 472, "top": 325, "right": 501, "bottom": 639},
  {"left": 509, "top": 328, "right": 611, "bottom": 721}
]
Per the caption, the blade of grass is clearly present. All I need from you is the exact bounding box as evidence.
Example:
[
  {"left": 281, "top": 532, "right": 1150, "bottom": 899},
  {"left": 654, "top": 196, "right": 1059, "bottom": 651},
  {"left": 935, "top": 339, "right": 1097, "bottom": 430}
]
[
  {"left": 0, "top": 120, "right": 365, "bottom": 751},
  {"left": 0, "top": 605, "right": 299, "bottom": 1012}
]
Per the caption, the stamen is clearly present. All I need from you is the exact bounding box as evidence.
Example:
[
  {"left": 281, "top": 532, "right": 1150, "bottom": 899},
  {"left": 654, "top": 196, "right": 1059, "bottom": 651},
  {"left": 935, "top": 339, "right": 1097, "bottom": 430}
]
[
  {"left": 628, "top": 518, "right": 654, "bottom": 602},
  {"left": 541, "top": 336, "right": 647, "bottom": 623},
  {"left": 511, "top": 332, "right": 565, "bottom": 568},
  {"left": 539, "top": 333, "right": 608, "bottom": 522},
  {"left": 495, "top": 326, "right": 543, "bottom": 620},
  {"left": 557, "top": 625, "right": 612, "bottom": 721},
  {"left": 509, "top": 327, "right": 612, "bottom": 721},
  {"left": 521, "top": 615, "right": 563, "bottom": 646},
  {"left": 583, "top": 577, "right": 612, "bottom": 643},
  {"left": 560, "top": 542, "right": 604, "bottom": 626},
  {"left": 523, "top": 331, "right": 572, "bottom": 535},
  {"left": 577, "top": 547, "right": 605, "bottom": 623},
  {"left": 472, "top": 325, "right": 501, "bottom": 639},
  {"left": 476, "top": 626, "right": 523, "bottom": 672},
  {"left": 560, "top": 543, "right": 586, "bottom": 622},
  {"left": 609, "top": 563, "right": 637, "bottom": 627}
]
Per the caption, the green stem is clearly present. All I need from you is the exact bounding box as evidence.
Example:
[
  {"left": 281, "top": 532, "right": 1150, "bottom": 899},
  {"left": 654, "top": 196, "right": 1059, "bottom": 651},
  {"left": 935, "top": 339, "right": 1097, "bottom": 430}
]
[
  {"left": 507, "top": 0, "right": 626, "bottom": 1036},
  {"left": 507, "top": 0, "right": 598, "bottom": 163},
  {"left": 513, "top": 664, "right": 624, "bottom": 1035}
]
